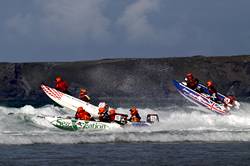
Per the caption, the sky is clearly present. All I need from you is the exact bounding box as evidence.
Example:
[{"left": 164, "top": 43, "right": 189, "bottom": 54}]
[{"left": 0, "top": 0, "right": 250, "bottom": 62}]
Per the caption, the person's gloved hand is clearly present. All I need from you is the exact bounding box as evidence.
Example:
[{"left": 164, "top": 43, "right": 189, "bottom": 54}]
[{"left": 211, "top": 93, "right": 217, "bottom": 100}]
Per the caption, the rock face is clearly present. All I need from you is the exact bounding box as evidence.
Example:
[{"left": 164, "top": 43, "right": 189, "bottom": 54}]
[{"left": 1, "top": 55, "right": 250, "bottom": 106}]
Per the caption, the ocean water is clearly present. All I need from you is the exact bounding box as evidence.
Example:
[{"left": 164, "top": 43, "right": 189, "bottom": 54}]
[
  {"left": 1, "top": 143, "right": 250, "bottom": 166},
  {"left": 1, "top": 102, "right": 250, "bottom": 165}
]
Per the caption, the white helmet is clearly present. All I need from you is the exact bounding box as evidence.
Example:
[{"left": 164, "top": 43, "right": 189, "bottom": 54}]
[{"left": 98, "top": 102, "right": 106, "bottom": 108}]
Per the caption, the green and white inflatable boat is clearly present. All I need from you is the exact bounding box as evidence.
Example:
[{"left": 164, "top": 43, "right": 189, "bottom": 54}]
[{"left": 41, "top": 84, "right": 159, "bottom": 131}]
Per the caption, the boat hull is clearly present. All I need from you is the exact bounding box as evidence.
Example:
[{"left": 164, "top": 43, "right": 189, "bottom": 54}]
[{"left": 173, "top": 80, "right": 229, "bottom": 115}]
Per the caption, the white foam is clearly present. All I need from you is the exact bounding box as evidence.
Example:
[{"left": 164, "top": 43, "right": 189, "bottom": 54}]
[{"left": 0, "top": 102, "right": 250, "bottom": 144}]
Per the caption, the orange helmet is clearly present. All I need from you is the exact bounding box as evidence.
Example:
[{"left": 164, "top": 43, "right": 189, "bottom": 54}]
[
  {"left": 131, "top": 106, "right": 137, "bottom": 110},
  {"left": 98, "top": 107, "right": 106, "bottom": 114},
  {"left": 207, "top": 80, "right": 213, "bottom": 87},
  {"left": 80, "top": 88, "right": 87, "bottom": 94},
  {"left": 109, "top": 109, "right": 116, "bottom": 115},
  {"left": 130, "top": 106, "right": 138, "bottom": 115},
  {"left": 55, "top": 76, "right": 62, "bottom": 82},
  {"left": 77, "top": 106, "right": 84, "bottom": 112}
]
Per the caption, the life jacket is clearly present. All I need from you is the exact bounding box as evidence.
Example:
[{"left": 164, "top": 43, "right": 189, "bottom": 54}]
[
  {"left": 207, "top": 85, "right": 220, "bottom": 102},
  {"left": 55, "top": 80, "right": 69, "bottom": 93},
  {"left": 227, "top": 96, "right": 236, "bottom": 104},
  {"left": 108, "top": 109, "right": 116, "bottom": 122},
  {"left": 98, "top": 107, "right": 106, "bottom": 114},
  {"left": 98, "top": 108, "right": 109, "bottom": 122},
  {"left": 75, "top": 108, "right": 91, "bottom": 121},
  {"left": 129, "top": 107, "right": 141, "bottom": 122},
  {"left": 80, "top": 112, "right": 91, "bottom": 121},
  {"left": 224, "top": 95, "right": 236, "bottom": 106},
  {"left": 186, "top": 78, "right": 199, "bottom": 90},
  {"left": 130, "top": 113, "right": 141, "bottom": 122},
  {"left": 208, "top": 85, "right": 217, "bottom": 95}
]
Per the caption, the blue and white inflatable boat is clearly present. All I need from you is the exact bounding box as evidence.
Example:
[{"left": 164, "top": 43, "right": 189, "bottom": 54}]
[{"left": 173, "top": 80, "right": 240, "bottom": 115}]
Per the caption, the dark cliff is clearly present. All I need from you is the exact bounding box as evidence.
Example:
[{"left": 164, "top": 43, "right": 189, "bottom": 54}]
[{"left": 1, "top": 55, "right": 250, "bottom": 106}]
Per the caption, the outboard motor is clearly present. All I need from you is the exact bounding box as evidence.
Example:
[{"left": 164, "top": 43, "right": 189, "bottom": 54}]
[
  {"left": 114, "top": 113, "right": 128, "bottom": 125},
  {"left": 146, "top": 114, "right": 159, "bottom": 123}
]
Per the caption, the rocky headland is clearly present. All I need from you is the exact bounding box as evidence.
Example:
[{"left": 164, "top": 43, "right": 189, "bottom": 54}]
[{"left": 1, "top": 55, "right": 250, "bottom": 107}]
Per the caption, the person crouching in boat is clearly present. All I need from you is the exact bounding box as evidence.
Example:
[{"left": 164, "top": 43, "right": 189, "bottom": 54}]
[
  {"left": 184, "top": 73, "right": 202, "bottom": 93},
  {"left": 224, "top": 95, "right": 240, "bottom": 110},
  {"left": 79, "top": 88, "right": 91, "bottom": 103},
  {"left": 206, "top": 80, "right": 219, "bottom": 103},
  {"left": 109, "top": 109, "right": 116, "bottom": 122},
  {"left": 128, "top": 106, "right": 141, "bottom": 122},
  {"left": 55, "top": 76, "right": 69, "bottom": 94},
  {"left": 75, "top": 107, "right": 92, "bottom": 121},
  {"left": 98, "top": 102, "right": 110, "bottom": 122}
]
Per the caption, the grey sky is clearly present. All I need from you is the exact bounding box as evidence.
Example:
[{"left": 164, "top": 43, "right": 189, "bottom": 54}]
[{"left": 0, "top": 0, "right": 249, "bottom": 62}]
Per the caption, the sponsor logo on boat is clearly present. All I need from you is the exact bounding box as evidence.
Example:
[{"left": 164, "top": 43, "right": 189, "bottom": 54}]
[
  {"left": 54, "top": 119, "right": 108, "bottom": 130},
  {"left": 75, "top": 121, "right": 108, "bottom": 129},
  {"left": 55, "top": 119, "right": 72, "bottom": 129}
]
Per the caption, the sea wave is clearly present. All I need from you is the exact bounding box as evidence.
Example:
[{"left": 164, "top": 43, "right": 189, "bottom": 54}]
[{"left": 1, "top": 103, "right": 250, "bottom": 144}]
